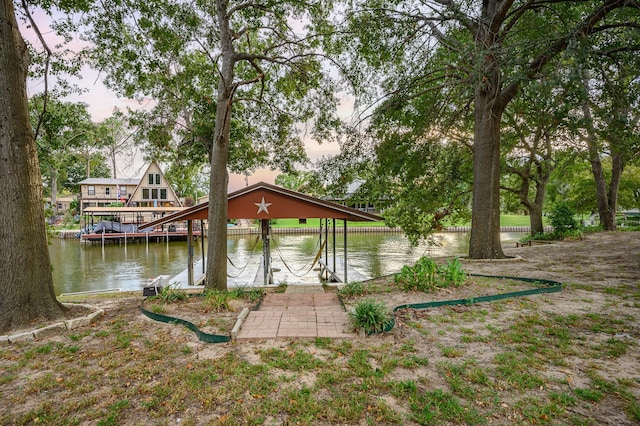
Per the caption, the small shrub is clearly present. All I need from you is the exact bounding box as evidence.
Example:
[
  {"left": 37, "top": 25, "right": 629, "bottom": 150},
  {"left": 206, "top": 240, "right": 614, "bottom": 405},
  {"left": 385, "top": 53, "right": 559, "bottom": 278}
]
[
  {"left": 350, "top": 299, "right": 392, "bottom": 334},
  {"left": 549, "top": 202, "right": 578, "bottom": 234},
  {"left": 338, "top": 281, "right": 366, "bottom": 298}
]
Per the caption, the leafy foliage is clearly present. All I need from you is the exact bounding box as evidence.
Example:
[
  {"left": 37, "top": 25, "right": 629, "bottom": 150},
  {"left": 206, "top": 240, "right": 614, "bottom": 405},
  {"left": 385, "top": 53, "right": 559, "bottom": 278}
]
[
  {"left": 395, "top": 257, "right": 466, "bottom": 292},
  {"left": 549, "top": 202, "right": 578, "bottom": 234},
  {"left": 438, "top": 258, "right": 466, "bottom": 288}
]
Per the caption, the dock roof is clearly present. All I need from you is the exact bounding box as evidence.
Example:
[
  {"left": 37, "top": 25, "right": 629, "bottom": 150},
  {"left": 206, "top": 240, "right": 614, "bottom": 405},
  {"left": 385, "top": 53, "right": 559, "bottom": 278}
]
[{"left": 139, "top": 182, "right": 383, "bottom": 229}]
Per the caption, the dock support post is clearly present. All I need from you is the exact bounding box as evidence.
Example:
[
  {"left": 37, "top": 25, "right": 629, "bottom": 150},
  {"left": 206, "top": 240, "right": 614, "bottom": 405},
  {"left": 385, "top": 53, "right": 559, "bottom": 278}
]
[
  {"left": 324, "top": 218, "right": 329, "bottom": 281},
  {"left": 332, "top": 218, "right": 336, "bottom": 277},
  {"left": 343, "top": 220, "right": 348, "bottom": 283},
  {"left": 200, "top": 219, "right": 205, "bottom": 273},
  {"left": 187, "top": 220, "right": 194, "bottom": 286},
  {"left": 261, "top": 219, "right": 272, "bottom": 285}
]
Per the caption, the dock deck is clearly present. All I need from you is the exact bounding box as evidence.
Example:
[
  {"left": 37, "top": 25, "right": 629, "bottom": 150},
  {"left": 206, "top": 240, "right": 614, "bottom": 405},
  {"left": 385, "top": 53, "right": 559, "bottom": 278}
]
[{"left": 81, "top": 230, "right": 202, "bottom": 243}]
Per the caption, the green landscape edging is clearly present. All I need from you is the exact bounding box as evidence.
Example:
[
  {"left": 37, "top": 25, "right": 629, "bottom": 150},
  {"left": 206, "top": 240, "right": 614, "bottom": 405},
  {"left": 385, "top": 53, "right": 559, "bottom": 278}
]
[
  {"left": 375, "top": 274, "right": 563, "bottom": 334},
  {"left": 139, "top": 303, "right": 230, "bottom": 343},
  {"left": 139, "top": 292, "right": 266, "bottom": 343}
]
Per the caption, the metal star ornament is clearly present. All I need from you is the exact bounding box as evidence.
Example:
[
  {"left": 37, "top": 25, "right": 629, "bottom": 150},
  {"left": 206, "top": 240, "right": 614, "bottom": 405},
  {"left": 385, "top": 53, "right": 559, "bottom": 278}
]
[{"left": 254, "top": 197, "right": 272, "bottom": 215}]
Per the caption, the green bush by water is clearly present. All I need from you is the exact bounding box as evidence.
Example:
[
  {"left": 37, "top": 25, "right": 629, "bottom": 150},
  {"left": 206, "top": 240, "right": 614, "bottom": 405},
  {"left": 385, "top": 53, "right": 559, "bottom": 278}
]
[{"left": 394, "top": 257, "right": 466, "bottom": 292}]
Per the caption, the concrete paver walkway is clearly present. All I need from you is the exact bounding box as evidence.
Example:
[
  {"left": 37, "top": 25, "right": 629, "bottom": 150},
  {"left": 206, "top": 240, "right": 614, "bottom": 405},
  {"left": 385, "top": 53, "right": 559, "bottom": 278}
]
[{"left": 236, "top": 285, "right": 353, "bottom": 341}]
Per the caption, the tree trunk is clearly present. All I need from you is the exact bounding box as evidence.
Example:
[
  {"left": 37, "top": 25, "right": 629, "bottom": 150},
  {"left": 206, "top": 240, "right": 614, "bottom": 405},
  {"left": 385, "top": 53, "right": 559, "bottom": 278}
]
[
  {"left": 581, "top": 92, "right": 616, "bottom": 231},
  {"left": 206, "top": 0, "right": 233, "bottom": 291},
  {"left": 607, "top": 151, "right": 624, "bottom": 230},
  {"left": 0, "top": 0, "right": 67, "bottom": 333},
  {"left": 469, "top": 87, "right": 506, "bottom": 259},
  {"left": 529, "top": 200, "right": 544, "bottom": 236},
  {"left": 111, "top": 148, "right": 117, "bottom": 179},
  {"left": 590, "top": 156, "right": 615, "bottom": 230},
  {"left": 51, "top": 168, "right": 58, "bottom": 216}
]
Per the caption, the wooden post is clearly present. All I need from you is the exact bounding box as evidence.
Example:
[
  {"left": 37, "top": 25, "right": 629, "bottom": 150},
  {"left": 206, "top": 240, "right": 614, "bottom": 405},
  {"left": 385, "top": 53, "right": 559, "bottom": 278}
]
[
  {"left": 343, "top": 220, "right": 348, "bottom": 283},
  {"left": 261, "top": 219, "right": 272, "bottom": 285},
  {"left": 324, "top": 218, "right": 329, "bottom": 280},
  {"left": 187, "top": 220, "right": 193, "bottom": 286},
  {"left": 332, "top": 218, "right": 336, "bottom": 277},
  {"left": 200, "top": 219, "right": 205, "bottom": 273}
]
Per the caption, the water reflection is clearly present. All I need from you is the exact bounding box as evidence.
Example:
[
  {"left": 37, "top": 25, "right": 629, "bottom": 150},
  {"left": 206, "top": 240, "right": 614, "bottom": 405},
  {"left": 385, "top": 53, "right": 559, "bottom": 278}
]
[{"left": 49, "top": 232, "right": 523, "bottom": 295}]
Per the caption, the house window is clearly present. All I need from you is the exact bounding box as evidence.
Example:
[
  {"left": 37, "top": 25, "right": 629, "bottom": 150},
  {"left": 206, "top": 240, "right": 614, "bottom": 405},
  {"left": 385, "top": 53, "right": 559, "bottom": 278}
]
[
  {"left": 88, "top": 186, "right": 95, "bottom": 195},
  {"left": 148, "top": 173, "right": 161, "bottom": 185},
  {"left": 142, "top": 187, "right": 168, "bottom": 200},
  {"left": 120, "top": 186, "right": 127, "bottom": 196},
  {"left": 105, "top": 187, "right": 110, "bottom": 196}
]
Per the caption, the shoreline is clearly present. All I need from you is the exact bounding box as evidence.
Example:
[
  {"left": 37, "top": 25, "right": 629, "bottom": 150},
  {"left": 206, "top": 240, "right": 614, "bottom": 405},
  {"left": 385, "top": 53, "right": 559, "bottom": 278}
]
[{"left": 55, "top": 225, "right": 552, "bottom": 238}]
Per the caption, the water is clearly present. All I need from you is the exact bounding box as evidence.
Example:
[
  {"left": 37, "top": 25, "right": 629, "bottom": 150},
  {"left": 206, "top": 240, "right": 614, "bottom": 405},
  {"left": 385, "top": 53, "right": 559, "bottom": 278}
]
[{"left": 49, "top": 232, "right": 524, "bottom": 295}]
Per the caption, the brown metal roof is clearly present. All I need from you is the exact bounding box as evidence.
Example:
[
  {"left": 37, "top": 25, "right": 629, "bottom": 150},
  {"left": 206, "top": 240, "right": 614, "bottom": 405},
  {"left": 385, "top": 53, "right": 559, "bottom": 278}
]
[{"left": 139, "top": 182, "right": 383, "bottom": 229}]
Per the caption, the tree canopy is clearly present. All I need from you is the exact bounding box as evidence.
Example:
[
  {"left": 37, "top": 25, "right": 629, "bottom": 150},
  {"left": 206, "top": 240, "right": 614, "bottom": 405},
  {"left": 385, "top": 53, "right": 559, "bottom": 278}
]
[
  {"left": 76, "top": 0, "right": 341, "bottom": 289},
  {"left": 337, "top": 0, "right": 640, "bottom": 256}
]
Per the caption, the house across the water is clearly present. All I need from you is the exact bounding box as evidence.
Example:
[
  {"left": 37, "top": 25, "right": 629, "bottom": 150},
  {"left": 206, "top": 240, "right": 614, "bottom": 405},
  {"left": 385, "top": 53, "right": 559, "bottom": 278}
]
[{"left": 78, "top": 162, "right": 188, "bottom": 241}]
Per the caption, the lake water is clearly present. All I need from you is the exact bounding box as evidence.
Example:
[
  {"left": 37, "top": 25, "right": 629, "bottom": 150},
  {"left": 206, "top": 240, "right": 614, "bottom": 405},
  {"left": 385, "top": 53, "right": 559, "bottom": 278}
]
[{"left": 49, "top": 231, "right": 524, "bottom": 295}]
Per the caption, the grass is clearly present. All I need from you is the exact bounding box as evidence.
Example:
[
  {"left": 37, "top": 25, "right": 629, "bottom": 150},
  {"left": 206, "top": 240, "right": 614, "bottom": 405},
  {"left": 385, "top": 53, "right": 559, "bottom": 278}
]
[
  {"left": 2, "top": 255, "right": 640, "bottom": 425},
  {"left": 269, "top": 218, "right": 388, "bottom": 228},
  {"left": 251, "top": 215, "right": 539, "bottom": 229}
]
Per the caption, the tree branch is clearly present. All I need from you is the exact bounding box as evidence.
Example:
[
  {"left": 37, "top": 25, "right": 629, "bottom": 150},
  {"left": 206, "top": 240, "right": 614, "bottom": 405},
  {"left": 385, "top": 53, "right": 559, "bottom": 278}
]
[{"left": 21, "top": 0, "right": 51, "bottom": 141}]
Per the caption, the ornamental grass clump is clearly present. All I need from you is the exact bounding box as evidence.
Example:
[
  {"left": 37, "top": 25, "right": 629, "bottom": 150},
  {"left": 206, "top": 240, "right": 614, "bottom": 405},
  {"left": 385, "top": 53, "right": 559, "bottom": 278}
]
[
  {"left": 203, "top": 289, "right": 232, "bottom": 312},
  {"left": 152, "top": 283, "right": 187, "bottom": 303},
  {"left": 338, "top": 281, "right": 366, "bottom": 298},
  {"left": 350, "top": 299, "right": 392, "bottom": 334}
]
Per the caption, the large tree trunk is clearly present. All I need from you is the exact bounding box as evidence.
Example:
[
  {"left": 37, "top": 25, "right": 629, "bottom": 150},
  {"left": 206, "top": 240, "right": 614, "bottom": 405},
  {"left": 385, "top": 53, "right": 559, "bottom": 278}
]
[
  {"left": 590, "top": 155, "right": 615, "bottom": 230},
  {"left": 206, "top": 0, "right": 233, "bottom": 291},
  {"left": 607, "top": 151, "right": 624, "bottom": 229},
  {"left": 469, "top": 90, "right": 506, "bottom": 259},
  {"left": 581, "top": 87, "right": 616, "bottom": 231},
  {"left": 531, "top": 174, "right": 549, "bottom": 235},
  {"left": 0, "top": 0, "right": 67, "bottom": 333},
  {"left": 467, "top": 0, "right": 506, "bottom": 259}
]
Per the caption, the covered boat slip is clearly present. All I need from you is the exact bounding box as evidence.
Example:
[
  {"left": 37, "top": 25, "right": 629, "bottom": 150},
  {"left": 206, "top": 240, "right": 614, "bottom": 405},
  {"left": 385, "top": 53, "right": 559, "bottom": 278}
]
[
  {"left": 80, "top": 206, "right": 201, "bottom": 243},
  {"left": 140, "top": 182, "right": 383, "bottom": 287}
]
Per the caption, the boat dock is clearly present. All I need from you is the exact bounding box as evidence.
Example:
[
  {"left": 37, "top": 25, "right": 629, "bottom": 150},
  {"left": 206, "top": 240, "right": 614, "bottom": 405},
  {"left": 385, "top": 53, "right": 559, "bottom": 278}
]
[{"left": 80, "top": 230, "right": 203, "bottom": 244}]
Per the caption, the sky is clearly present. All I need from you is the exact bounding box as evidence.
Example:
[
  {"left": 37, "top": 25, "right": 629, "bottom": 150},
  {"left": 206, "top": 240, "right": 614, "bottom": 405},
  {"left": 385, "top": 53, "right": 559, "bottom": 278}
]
[{"left": 22, "top": 8, "right": 347, "bottom": 192}]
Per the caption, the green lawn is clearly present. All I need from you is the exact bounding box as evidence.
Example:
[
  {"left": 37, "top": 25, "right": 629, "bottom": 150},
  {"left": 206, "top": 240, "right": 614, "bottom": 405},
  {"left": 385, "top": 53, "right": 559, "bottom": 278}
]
[
  {"left": 268, "top": 218, "right": 387, "bottom": 228},
  {"left": 266, "top": 215, "right": 540, "bottom": 229}
]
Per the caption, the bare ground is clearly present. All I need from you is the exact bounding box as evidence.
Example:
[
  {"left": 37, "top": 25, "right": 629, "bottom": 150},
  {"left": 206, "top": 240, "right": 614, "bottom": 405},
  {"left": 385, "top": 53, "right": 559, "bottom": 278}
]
[{"left": 1, "top": 231, "right": 639, "bottom": 425}]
